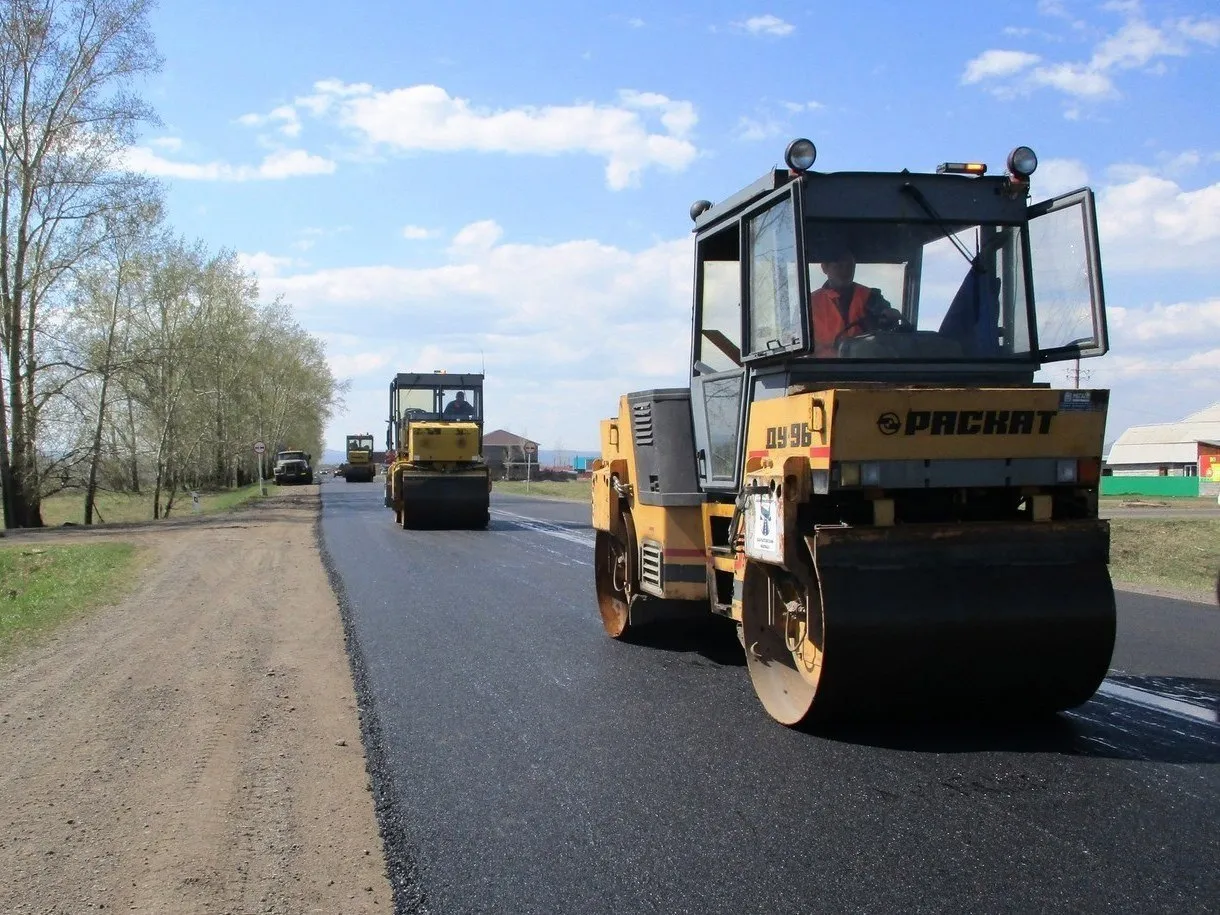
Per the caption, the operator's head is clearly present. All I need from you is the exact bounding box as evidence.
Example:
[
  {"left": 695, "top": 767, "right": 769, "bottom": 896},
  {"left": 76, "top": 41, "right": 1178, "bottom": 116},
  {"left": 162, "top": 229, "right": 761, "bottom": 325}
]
[
  {"left": 455, "top": 391, "right": 466, "bottom": 402},
  {"left": 820, "top": 244, "right": 856, "bottom": 288}
]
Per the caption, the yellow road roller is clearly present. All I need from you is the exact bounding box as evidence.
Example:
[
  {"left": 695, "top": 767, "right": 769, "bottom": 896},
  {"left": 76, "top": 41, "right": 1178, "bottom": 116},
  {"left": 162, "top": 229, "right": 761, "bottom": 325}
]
[
  {"left": 344, "top": 433, "right": 377, "bottom": 482},
  {"left": 591, "top": 139, "right": 1116, "bottom": 727},
  {"left": 384, "top": 371, "right": 490, "bottom": 529}
]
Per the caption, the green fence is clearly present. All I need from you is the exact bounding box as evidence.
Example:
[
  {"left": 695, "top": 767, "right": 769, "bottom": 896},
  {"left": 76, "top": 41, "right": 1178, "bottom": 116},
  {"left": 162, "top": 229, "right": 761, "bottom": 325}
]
[{"left": 1101, "top": 476, "right": 1200, "bottom": 498}]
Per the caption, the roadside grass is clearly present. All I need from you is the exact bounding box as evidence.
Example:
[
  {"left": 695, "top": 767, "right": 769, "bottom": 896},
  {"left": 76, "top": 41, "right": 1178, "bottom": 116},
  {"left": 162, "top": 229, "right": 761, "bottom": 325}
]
[
  {"left": 26, "top": 482, "right": 268, "bottom": 528},
  {"left": 0, "top": 542, "right": 143, "bottom": 656},
  {"left": 494, "top": 480, "right": 592, "bottom": 500},
  {"left": 1108, "top": 518, "right": 1220, "bottom": 597}
]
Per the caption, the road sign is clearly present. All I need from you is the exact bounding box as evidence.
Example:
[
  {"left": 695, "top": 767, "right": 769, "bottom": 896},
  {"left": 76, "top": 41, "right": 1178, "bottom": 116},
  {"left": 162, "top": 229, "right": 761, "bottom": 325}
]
[
  {"left": 524, "top": 443, "right": 537, "bottom": 455},
  {"left": 254, "top": 441, "right": 266, "bottom": 454}
]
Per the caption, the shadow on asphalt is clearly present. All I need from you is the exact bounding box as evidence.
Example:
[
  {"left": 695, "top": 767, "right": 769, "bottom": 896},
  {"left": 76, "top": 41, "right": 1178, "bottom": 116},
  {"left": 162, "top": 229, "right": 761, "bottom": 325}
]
[
  {"left": 819, "top": 675, "right": 1220, "bottom": 765},
  {"left": 620, "top": 617, "right": 747, "bottom": 668}
]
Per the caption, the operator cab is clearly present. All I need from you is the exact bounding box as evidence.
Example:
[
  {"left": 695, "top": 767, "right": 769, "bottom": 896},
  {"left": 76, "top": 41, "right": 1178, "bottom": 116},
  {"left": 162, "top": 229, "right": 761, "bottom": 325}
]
[
  {"left": 386, "top": 371, "right": 485, "bottom": 451},
  {"left": 689, "top": 139, "right": 1108, "bottom": 489}
]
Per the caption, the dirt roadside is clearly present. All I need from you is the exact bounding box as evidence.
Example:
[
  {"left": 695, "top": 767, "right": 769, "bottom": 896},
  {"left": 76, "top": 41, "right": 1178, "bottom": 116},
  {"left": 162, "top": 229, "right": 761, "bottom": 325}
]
[{"left": 0, "top": 487, "right": 393, "bottom": 914}]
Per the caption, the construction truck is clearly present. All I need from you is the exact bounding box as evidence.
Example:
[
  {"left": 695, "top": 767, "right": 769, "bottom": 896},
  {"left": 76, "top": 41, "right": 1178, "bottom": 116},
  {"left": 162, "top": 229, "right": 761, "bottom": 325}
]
[
  {"left": 591, "top": 139, "right": 1115, "bottom": 727},
  {"left": 344, "top": 434, "right": 377, "bottom": 482},
  {"left": 384, "top": 372, "right": 490, "bottom": 529},
  {"left": 273, "top": 449, "right": 313, "bottom": 486}
]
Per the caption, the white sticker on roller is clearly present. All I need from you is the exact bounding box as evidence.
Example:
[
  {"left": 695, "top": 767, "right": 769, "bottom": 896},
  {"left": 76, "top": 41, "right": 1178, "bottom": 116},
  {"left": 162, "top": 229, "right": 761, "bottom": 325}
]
[{"left": 744, "top": 490, "right": 782, "bottom": 563}]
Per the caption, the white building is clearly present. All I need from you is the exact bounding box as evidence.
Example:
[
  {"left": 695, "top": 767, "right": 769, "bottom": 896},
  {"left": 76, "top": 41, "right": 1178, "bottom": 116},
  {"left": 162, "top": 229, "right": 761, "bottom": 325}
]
[{"left": 1105, "top": 404, "right": 1220, "bottom": 492}]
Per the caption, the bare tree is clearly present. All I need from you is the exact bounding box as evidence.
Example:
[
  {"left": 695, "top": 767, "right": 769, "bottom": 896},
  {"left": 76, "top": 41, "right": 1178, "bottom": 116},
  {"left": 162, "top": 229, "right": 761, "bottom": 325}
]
[
  {"left": 77, "top": 195, "right": 161, "bottom": 522},
  {"left": 0, "top": 0, "right": 162, "bottom": 527}
]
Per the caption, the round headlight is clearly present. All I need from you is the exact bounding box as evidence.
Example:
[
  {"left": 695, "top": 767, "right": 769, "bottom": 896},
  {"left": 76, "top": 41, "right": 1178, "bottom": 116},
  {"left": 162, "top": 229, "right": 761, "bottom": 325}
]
[
  {"left": 1007, "top": 146, "right": 1038, "bottom": 177},
  {"left": 785, "top": 138, "right": 817, "bottom": 172},
  {"left": 689, "top": 199, "right": 712, "bottom": 222}
]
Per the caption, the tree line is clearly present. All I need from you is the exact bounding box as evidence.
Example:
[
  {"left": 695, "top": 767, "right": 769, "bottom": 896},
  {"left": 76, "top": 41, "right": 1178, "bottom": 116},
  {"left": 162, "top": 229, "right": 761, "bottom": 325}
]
[{"left": 0, "top": 0, "right": 343, "bottom": 528}]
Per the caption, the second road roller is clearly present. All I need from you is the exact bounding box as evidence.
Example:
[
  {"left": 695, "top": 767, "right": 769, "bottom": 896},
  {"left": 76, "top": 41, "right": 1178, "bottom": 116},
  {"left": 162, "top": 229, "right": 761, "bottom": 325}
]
[{"left": 384, "top": 371, "right": 491, "bottom": 529}]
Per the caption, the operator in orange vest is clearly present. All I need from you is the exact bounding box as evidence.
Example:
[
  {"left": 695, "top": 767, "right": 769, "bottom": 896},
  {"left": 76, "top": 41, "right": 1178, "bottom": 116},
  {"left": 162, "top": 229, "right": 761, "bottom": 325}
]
[{"left": 810, "top": 246, "right": 904, "bottom": 357}]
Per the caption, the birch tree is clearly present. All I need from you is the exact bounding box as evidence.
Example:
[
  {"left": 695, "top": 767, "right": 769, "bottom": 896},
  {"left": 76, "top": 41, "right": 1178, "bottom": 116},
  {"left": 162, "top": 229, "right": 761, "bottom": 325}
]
[{"left": 0, "top": 0, "right": 162, "bottom": 527}]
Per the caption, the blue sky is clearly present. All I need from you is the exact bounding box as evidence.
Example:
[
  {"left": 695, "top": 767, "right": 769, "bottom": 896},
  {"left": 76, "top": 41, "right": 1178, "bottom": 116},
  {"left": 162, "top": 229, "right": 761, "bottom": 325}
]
[{"left": 129, "top": 0, "right": 1220, "bottom": 452}]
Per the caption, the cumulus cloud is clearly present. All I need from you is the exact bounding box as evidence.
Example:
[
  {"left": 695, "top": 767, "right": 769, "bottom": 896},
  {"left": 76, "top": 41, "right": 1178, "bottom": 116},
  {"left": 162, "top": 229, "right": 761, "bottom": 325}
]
[
  {"left": 237, "top": 251, "right": 297, "bottom": 277},
  {"left": 237, "top": 104, "right": 302, "bottom": 138},
  {"left": 962, "top": 9, "right": 1220, "bottom": 106},
  {"left": 241, "top": 222, "right": 694, "bottom": 447},
  {"left": 962, "top": 49, "right": 1042, "bottom": 82},
  {"left": 735, "top": 98, "right": 824, "bottom": 143},
  {"left": 1035, "top": 157, "right": 1091, "bottom": 197},
  {"left": 327, "top": 351, "right": 393, "bottom": 379},
  {"left": 1096, "top": 172, "right": 1220, "bottom": 270},
  {"left": 1108, "top": 299, "right": 1220, "bottom": 349},
  {"left": 239, "top": 80, "right": 699, "bottom": 190},
  {"left": 402, "top": 225, "right": 437, "bottom": 240},
  {"left": 736, "top": 15, "right": 796, "bottom": 37},
  {"left": 122, "top": 146, "right": 336, "bottom": 181}
]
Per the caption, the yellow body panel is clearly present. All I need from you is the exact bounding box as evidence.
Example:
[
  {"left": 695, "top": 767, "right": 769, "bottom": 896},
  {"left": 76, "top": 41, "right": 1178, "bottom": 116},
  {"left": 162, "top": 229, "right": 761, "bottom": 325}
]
[
  {"left": 745, "top": 387, "right": 1106, "bottom": 462},
  {"left": 592, "top": 397, "right": 708, "bottom": 600},
  {"left": 408, "top": 422, "right": 481, "bottom": 463}
]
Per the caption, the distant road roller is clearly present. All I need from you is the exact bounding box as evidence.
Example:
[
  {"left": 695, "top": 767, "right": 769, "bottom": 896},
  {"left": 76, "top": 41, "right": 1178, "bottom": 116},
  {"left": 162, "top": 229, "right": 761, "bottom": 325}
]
[
  {"left": 344, "top": 434, "right": 377, "bottom": 482},
  {"left": 591, "top": 139, "right": 1116, "bottom": 727},
  {"left": 384, "top": 371, "right": 490, "bottom": 529}
]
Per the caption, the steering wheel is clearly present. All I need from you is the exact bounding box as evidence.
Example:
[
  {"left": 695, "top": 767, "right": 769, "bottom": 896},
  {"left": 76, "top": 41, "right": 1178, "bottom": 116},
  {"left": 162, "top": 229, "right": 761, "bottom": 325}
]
[{"left": 834, "top": 311, "right": 914, "bottom": 350}]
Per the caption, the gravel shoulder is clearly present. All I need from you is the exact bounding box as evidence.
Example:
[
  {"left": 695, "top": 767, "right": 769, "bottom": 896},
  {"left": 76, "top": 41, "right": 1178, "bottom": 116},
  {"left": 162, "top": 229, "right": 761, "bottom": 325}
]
[{"left": 0, "top": 486, "right": 392, "bottom": 914}]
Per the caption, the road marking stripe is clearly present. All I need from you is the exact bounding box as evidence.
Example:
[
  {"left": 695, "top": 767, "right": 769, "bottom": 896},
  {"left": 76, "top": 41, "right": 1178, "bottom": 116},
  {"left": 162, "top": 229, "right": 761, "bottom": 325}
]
[
  {"left": 1096, "top": 680, "right": 1218, "bottom": 725},
  {"left": 490, "top": 510, "right": 596, "bottom": 548}
]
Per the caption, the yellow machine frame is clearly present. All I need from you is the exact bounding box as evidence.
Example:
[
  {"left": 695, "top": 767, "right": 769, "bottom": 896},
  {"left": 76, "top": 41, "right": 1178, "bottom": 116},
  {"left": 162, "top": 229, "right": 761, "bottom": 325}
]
[
  {"left": 384, "top": 371, "right": 491, "bottom": 530},
  {"left": 591, "top": 139, "right": 1116, "bottom": 727}
]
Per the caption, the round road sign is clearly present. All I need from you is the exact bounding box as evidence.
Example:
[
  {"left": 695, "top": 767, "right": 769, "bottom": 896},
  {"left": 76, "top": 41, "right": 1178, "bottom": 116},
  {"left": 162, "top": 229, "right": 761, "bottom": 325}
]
[{"left": 254, "top": 441, "right": 266, "bottom": 454}]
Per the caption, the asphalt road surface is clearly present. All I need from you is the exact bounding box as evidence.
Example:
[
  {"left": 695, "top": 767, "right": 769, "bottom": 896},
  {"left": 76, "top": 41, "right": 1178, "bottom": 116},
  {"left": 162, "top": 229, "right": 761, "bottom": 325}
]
[{"left": 320, "top": 478, "right": 1220, "bottom": 915}]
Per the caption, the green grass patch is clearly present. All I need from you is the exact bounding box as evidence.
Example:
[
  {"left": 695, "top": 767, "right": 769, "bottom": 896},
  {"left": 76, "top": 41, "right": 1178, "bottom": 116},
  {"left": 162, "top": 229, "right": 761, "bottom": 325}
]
[
  {"left": 0, "top": 542, "right": 142, "bottom": 655},
  {"left": 28, "top": 482, "right": 268, "bottom": 528},
  {"left": 1109, "top": 518, "right": 1220, "bottom": 596},
  {"left": 493, "top": 479, "right": 592, "bottom": 501}
]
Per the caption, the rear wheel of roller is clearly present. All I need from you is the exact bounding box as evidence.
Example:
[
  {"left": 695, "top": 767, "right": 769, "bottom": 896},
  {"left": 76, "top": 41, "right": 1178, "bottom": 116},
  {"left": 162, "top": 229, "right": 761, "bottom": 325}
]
[{"left": 595, "top": 513, "right": 638, "bottom": 639}]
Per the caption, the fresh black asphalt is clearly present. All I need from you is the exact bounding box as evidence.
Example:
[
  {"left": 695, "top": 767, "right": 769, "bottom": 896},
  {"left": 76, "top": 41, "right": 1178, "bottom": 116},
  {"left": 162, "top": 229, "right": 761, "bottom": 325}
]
[{"left": 319, "top": 479, "right": 1220, "bottom": 915}]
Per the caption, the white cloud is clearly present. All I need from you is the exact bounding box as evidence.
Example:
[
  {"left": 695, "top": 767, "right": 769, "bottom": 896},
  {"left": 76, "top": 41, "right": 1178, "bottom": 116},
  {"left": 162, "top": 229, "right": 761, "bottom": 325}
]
[
  {"left": 402, "top": 225, "right": 437, "bottom": 240},
  {"left": 237, "top": 104, "right": 302, "bottom": 138},
  {"left": 258, "top": 149, "right": 335, "bottom": 178},
  {"left": 1035, "top": 157, "right": 1091, "bottom": 196},
  {"left": 1029, "top": 62, "right": 1116, "bottom": 98},
  {"left": 237, "top": 251, "right": 297, "bottom": 277},
  {"left": 447, "top": 219, "right": 504, "bottom": 257},
  {"left": 122, "top": 146, "right": 336, "bottom": 181},
  {"left": 149, "top": 136, "right": 183, "bottom": 151},
  {"left": 782, "top": 100, "right": 824, "bottom": 113},
  {"left": 242, "top": 221, "right": 695, "bottom": 448},
  {"left": 1097, "top": 173, "right": 1220, "bottom": 270},
  {"left": 964, "top": 11, "right": 1220, "bottom": 105},
  {"left": 627, "top": 17, "right": 644, "bottom": 28},
  {"left": 737, "top": 15, "right": 796, "bottom": 37},
  {"left": 245, "top": 80, "right": 699, "bottom": 191},
  {"left": 962, "top": 49, "right": 1042, "bottom": 83},
  {"left": 734, "top": 115, "right": 783, "bottom": 142},
  {"left": 1108, "top": 299, "right": 1220, "bottom": 349},
  {"left": 328, "top": 351, "right": 392, "bottom": 380}
]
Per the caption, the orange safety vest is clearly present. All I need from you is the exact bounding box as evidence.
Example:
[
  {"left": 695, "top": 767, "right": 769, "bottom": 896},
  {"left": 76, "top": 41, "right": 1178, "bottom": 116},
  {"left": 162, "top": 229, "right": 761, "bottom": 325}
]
[{"left": 811, "top": 283, "right": 872, "bottom": 357}]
